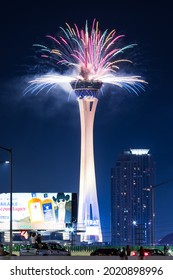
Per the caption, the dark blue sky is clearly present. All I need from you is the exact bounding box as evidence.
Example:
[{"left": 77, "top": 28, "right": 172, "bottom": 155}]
[{"left": 0, "top": 1, "right": 172, "bottom": 242}]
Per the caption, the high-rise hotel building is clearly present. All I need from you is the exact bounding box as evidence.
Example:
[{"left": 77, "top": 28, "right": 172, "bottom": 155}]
[{"left": 111, "top": 149, "right": 155, "bottom": 246}]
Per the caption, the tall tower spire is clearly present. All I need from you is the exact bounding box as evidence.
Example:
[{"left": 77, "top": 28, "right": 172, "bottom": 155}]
[{"left": 71, "top": 80, "right": 103, "bottom": 243}]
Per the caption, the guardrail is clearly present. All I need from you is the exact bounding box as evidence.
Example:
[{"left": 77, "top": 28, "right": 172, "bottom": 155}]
[{"left": 2, "top": 244, "right": 173, "bottom": 255}]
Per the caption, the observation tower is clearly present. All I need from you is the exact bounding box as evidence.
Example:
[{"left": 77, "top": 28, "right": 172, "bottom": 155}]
[
  {"left": 27, "top": 19, "right": 147, "bottom": 243},
  {"left": 71, "top": 79, "right": 103, "bottom": 243}
]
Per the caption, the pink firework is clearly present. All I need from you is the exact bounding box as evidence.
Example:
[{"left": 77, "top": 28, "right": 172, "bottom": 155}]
[{"left": 28, "top": 19, "right": 147, "bottom": 94}]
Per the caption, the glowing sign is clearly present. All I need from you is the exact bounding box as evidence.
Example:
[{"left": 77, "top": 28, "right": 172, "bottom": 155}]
[
  {"left": 130, "top": 149, "right": 150, "bottom": 155},
  {"left": 0, "top": 192, "right": 72, "bottom": 231}
]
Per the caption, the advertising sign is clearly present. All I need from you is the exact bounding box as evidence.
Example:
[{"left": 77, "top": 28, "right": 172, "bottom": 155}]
[{"left": 0, "top": 192, "right": 72, "bottom": 231}]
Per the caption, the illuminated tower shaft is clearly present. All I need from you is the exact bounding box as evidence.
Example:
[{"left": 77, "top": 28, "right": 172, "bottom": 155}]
[{"left": 71, "top": 80, "right": 103, "bottom": 243}]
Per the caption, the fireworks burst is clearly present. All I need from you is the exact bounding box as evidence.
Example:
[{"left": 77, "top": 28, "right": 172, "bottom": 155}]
[{"left": 26, "top": 19, "right": 147, "bottom": 95}]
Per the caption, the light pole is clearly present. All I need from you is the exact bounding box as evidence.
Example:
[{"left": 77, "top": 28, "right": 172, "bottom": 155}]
[
  {"left": 152, "top": 178, "right": 173, "bottom": 246},
  {"left": 0, "top": 146, "right": 13, "bottom": 256},
  {"left": 132, "top": 221, "right": 143, "bottom": 246}
]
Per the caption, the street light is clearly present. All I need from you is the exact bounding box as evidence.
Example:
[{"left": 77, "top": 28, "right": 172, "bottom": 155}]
[
  {"left": 0, "top": 146, "right": 13, "bottom": 256},
  {"left": 132, "top": 221, "right": 144, "bottom": 246},
  {"left": 152, "top": 178, "right": 173, "bottom": 246},
  {"left": 0, "top": 160, "right": 10, "bottom": 164}
]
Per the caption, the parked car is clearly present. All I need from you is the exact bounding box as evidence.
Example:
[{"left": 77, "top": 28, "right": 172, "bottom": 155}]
[
  {"left": 119, "top": 247, "right": 137, "bottom": 257},
  {"left": 19, "top": 241, "right": 71, "bottom": 256},
  {"left": 90, "top": 248, "right": 120, "bottom": 256},
  {"left": 137, "top": 248, "right": 165, "bottom": 257}
]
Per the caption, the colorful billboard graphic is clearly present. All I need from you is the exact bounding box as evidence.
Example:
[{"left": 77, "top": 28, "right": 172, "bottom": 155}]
[{"left": 0, "top": 192, "right": 72, "bottom": 230}]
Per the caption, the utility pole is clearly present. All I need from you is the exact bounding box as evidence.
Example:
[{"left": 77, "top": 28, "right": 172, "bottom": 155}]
[
  {"left": 0, "top": 146, "right": 13, "bottom": 256},
  {"left": 152, "top": 178, "right": 173, "bottom": 246}
]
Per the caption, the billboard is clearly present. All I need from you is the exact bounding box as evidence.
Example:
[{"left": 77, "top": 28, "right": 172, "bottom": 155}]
[{"left": 0, "top": 192, "right": 73, "bottom": 231}]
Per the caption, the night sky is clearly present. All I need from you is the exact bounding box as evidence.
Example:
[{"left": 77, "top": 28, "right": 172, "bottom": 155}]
[{"left": 0, "top": 1, "right": 172, "bottom": 243}]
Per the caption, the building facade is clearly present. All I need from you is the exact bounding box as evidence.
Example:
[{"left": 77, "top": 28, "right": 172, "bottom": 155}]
[{"left": 111, "top": 149, "right": 155, "bottom": 246}]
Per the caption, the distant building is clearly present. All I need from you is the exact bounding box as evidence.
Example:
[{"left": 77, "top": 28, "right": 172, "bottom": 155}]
[{"left": 111, "top": 149, "right": 155, "bottom": 246}]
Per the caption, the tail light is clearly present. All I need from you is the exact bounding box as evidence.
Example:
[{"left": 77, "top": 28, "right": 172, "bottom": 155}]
[
  {"left": 144, "top": 252, "right": 149, "bottom": 256},
  {"left": 131, "top": 251, "right": 136, "bottom": 256}
]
